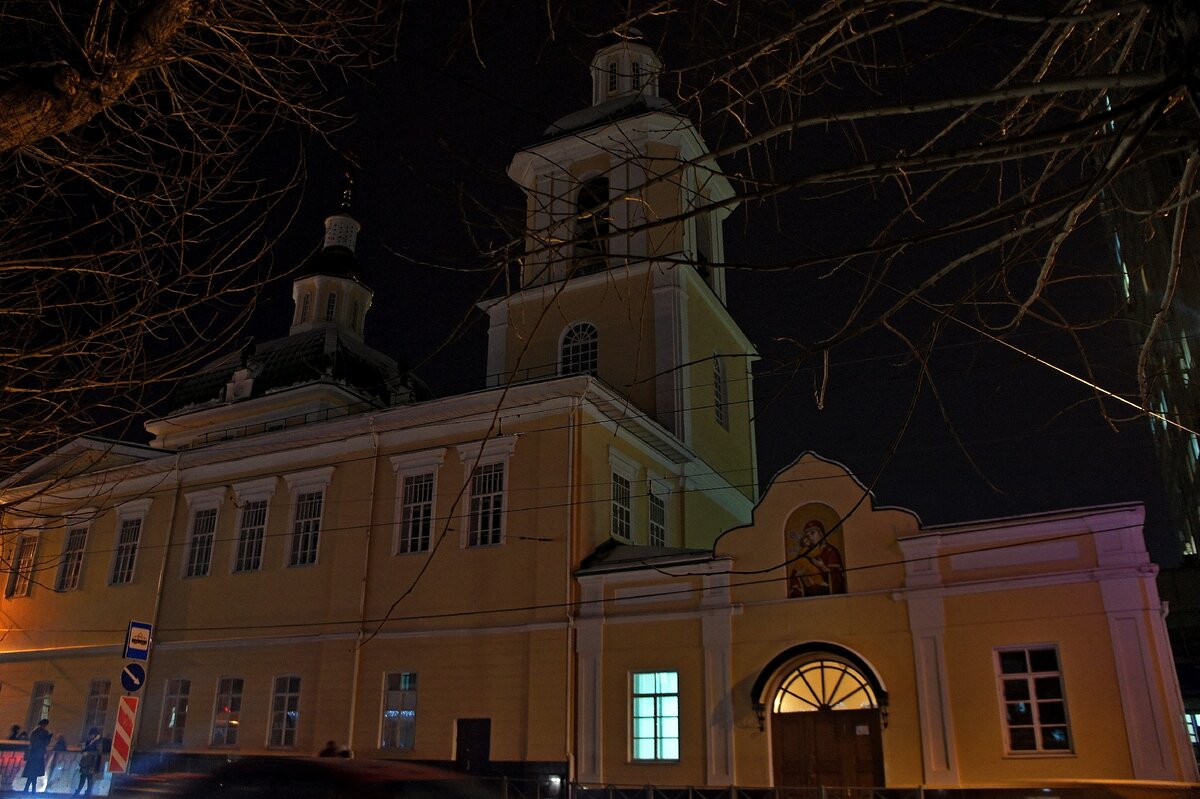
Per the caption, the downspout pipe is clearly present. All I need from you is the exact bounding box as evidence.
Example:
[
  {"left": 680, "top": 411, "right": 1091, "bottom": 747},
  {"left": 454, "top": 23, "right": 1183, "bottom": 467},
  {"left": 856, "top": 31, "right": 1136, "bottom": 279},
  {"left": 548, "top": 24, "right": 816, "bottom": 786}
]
[{"left": 346, "top": 423, "right": 380, "bottom": 754}]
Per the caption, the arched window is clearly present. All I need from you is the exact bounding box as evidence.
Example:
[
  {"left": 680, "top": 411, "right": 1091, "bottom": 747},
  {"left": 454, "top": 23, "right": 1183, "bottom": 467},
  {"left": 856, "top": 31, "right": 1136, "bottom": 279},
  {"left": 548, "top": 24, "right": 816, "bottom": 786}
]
[
  {"left": 773, "top": 659, "right": 878, "bottom": 713},
  {"left": 561, "top": 323, "right": 599, "bottom": 377},
  {"left": 574, "top": 177, "right": 610, "bottom": 275}
]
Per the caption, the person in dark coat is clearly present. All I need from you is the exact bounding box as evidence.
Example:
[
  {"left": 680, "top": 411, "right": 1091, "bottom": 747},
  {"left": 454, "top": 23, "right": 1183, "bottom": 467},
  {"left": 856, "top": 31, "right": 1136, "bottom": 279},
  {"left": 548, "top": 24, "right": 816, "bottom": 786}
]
[
  {"left": 22, "top": 719, "right": 51, "bottom": 792},
  {"left": 74, "top": 728, "right": 103, "bottom": 796}
]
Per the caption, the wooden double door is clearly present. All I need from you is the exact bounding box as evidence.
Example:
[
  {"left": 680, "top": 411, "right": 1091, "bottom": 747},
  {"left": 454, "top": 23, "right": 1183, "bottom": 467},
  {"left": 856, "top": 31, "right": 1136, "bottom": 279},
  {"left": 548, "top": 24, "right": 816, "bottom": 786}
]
[{"left": 772, "top": 709, "right": 884, "bottom": 789}]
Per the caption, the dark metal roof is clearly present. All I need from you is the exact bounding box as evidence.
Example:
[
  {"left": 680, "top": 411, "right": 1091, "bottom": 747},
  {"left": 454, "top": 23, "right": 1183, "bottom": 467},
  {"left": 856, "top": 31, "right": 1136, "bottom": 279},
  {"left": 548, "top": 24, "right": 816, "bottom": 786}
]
[
  {"left": 542, "top": 93, "right": 678, "bottom": 140},
  {"left": 164, "top": 329, "right": 415, "bottom": 414},
  {"left": 576, "top": 538, "right": 714, "bottom": 575},
  {"left": 297, "top": 244, "right": 360, "bottom": 279}
]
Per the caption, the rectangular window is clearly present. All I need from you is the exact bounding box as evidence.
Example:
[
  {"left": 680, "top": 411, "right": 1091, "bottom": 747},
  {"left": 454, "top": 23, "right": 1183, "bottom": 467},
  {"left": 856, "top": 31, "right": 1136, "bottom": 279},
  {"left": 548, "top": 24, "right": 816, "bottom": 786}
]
[
  {"left": 468, "top": 463, "right": 504, "bottom": 547},
  {"left": 1187, "top": 712, "right": 1200, "bottom": 745},
  {"left": 713, "top": 356, "right": 728, "bottom": 430},
  {"left": 211, "top": 677, "right": 244, "bottom": 746},
  {"left": 289, "top": 491, "right": 323, "bottom": 566},
  {"left": 159, "top": 678, "right": 190, "bottom": 745},
  {"left": 381, "top": 672, "right": 418, "bottom": 750},
  {"left": 607, "top": 62, "right": 618, "bottom": 93},
  {"left": 325, "top": 293, "right": 337, "bottom": 322},
  {"left": 110, "top": 517, "right": 142, "bottom": 585},
  {"left": 56, "top": 526, "right": 88, "bottom": 592},
  {"left": 82, "top": 680, "right": 110, "bottom": 738},
  {"left": 185, "top": 508, "right": 218, "bottom": 578},
  {"left": 631, "top": 671, "right": 679, "bottom": 761},
  {"left": 269, "top": 675, "right": 301, "bottom": 747},
  {"left": 399, "top": 474, "right": 434, "bottom": 554},
  {"left": 26, "top": 681, "right": 53, "bottom": 732},
  {"left": 648, "top": 490, "right": 667, "bottom": 547},
  {"left": 235, "top": 499, "right": 268, "bottom": 572},
  {"left": 9, "top": 535, "right": 37, "bottom": 597},
  {"left": 996, "top": 646, "right": 1072, "bottom": 753},
  {"left": 611, "top": 473, "right": 632, "bottom": 541}
]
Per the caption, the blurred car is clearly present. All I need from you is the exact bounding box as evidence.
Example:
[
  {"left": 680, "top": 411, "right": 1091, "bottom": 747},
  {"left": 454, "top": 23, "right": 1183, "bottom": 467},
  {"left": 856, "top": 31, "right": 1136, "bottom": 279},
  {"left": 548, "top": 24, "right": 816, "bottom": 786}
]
[{"left": 117, "top": 758, "right": 501, "bottom": 799}]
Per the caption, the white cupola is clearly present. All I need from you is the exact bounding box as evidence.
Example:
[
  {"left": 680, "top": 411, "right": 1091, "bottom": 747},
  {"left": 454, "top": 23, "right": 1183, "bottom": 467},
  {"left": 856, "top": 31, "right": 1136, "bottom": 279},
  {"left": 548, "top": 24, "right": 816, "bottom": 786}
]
[
  {"left": 590, "top": 37, "right": 662, "bottom": 106},
  {"left": 289, "top": 210, "right": 373, "bottom": 340}
]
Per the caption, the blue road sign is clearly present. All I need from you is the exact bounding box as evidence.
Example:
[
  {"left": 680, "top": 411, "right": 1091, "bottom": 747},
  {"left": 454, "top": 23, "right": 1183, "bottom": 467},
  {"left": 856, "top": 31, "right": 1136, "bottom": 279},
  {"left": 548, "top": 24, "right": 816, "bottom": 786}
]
[
  {"left": 120, "top": 662, "right": 146, "bottom": 693},
  {"left": 124, "top": 620, "right": 153, "bottom": 661}
]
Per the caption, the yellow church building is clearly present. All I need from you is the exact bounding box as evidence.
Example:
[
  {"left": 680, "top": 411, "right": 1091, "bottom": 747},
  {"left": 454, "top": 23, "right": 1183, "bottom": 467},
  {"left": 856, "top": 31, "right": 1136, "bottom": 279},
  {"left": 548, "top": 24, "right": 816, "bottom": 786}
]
[{"left": 0, "top": 38, "right": 1195, "bottom": 793}]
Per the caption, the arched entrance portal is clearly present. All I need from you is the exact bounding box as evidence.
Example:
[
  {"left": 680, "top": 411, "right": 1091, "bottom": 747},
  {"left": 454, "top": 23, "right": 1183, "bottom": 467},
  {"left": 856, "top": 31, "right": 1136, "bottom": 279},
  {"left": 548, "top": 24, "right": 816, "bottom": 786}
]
[{"left": 755, "top": 648, "right": 886, "bottom": 789}]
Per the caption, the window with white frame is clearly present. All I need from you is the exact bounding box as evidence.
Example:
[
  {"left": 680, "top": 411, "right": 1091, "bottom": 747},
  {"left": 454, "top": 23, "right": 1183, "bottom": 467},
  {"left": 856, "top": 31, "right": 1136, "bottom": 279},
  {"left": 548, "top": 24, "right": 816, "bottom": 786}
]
[
  {"left": 109, "top": 500, "right": 151, "bottom": 585},
  {"left": 648, "top": 482, "right": 667, "bottom": 547},
  {"left": 234, "top": 496, "right": 269, "bottom": 573},
  {"left": 607, "top": 61, "right": 618, "bottom": 94},
  {"left": 269, "top": 675, "right": 301, "bottom": 747},
  {"left": 56, "top": 524, "right": 89, "bottom": 592},
  {"left": 459, "top": 438, "right": 516, "bottom": 548},
  {"left": 561, "top": 323, "right": 599, "bottom": 377},
  {"left": 392, "top": 451, "right": 444, "bottom": 555},
  {"left": 631, "top": 671, "right": 679, "bottom": 761},
  {"left": 159, "top": 678, "right": 190, "bottom": 745},
  {"left": 713, "top": 354, "right": 728, "bottom": 430},
  {"left": 611, "top": 473, "right": 632, "bottom": 541},
  {"left": 211, "top": 677, "right": 243, "bottom": 746},
  {"left": 26, "top": 681, "right": 53, "bottom": 732},
  {"left": 996, "top": 646, "right": 1072, "bottom": 753},
  {"left": 185, "top": 508, "right": 218, "bottom": 578},
  {"left": 8, "top": 535, "right": 37, "bottom": 597},
  {"left": 609, "top": 448, "right": 638, "bottom": 543},
  {"left": 82, "top": 679, "right": 110, "bottom": 738},
  {"left": 284, "top": 468, "right": 333, "bottom": 567},
  {"left": 381, "top": 672, "right": 417, "bottom": 750}
]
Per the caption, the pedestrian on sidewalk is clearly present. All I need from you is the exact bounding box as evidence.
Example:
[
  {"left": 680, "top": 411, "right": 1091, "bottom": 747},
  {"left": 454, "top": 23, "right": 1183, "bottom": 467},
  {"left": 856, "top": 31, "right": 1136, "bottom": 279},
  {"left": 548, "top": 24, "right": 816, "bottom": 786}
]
[
  {"left": 21, "top": 719, "right": 51, "bottom": 793},
  {"left": 74, "top": 728, "right": 103, "bottom": 796}
]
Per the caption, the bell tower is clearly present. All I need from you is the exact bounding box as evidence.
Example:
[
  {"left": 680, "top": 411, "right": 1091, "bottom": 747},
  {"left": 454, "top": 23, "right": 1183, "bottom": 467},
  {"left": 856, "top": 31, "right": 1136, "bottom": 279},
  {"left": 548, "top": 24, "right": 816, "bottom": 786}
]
[{"left": 482, "top": 36, "right": 758, "bottom": 499}]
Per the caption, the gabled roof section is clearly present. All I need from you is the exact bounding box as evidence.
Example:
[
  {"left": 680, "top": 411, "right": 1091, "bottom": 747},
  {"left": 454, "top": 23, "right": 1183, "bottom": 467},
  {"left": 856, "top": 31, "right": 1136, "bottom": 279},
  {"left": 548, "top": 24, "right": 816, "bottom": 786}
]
[
  {"left": 2, "top": 436, "right": 167, "bottom": 489},
  {"left": 576, "top": 538, "right": 716, "bottom": 576}
]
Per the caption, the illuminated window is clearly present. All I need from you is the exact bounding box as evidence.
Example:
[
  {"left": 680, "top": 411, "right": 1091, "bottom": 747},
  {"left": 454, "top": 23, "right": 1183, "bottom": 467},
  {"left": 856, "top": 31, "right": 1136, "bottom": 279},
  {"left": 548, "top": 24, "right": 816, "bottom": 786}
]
[
  {"left": 8, "top": 535, "right": 37, "bottom": 597},
  {"left": 235, "top": 499, "right": 267, "bottom": 573},
  {"left": 211, "top": 677, "right": 243, "bottom": 746},
  {"left": 56, "top": 526, "right": 88, "bottom": 592},
  {"left": 109, "top": 517, "right": 142, "bottom": 585},
  {"left": 468, "top": 463, "right": 505, "bottom": 547},
  {"left": 381, "top": 672, "right": 417, "bottom": 749},
  {"left": 82, "top": 679, "right": 110, "bottom": 739},
  {"left": 325, "top": 293, "right": 337, "bottom": 322},
  {"left": 269, "top": 675, "right": 301, "bottom": 747},
  {"left": 631, "top": 671, "right": 679, "bottom": 761},
  {"left": 996, "top": 646, "right": 1072, "bottom": 753},
  {"left": 1185, "top": 712, "right": 1200, "bottom": 744},
  {"left": 561, "top": 323, "right": 598, "bottom": 376},
  {"left": 185, "top": 508, "right": 217, "bottom": 578},
  {"left": 159, "top": 678, "right": 190, "bottom": 745},
  {"left": 773, "top": 659, "right": 877, "bottom": 713},
  {"left": 713, "top": 354, "right": 729, "bottom": 429},
  {"left": 26, "top": 682, "right": 53, "bottom": 733}
]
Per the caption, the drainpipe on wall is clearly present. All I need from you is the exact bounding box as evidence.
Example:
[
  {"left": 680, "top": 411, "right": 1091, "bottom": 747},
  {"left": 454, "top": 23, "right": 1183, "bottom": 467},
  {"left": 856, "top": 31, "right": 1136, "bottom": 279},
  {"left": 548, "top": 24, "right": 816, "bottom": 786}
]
[
  {"left": 144, "top": 454, "right": 183, "bottom": 746},
  {"left": 346, "top": 423, "right": 380, "bottom": 754},
  {"left": 564, "top": 398, "right": 580, "bottom": 781}
]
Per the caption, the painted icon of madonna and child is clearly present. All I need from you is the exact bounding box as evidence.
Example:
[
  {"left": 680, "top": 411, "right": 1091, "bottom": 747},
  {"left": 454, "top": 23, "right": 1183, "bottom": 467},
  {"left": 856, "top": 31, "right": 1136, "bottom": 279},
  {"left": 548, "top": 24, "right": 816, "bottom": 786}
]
[{"left": 785, "top": 518, "right": 846, "bottom": 598}]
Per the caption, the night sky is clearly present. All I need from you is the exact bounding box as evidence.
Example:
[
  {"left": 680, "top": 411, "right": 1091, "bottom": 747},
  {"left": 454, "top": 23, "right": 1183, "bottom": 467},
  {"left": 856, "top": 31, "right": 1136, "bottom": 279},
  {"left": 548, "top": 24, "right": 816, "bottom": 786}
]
[{"left": 231, "top": 9, "right": 1175, "bottom": 565}]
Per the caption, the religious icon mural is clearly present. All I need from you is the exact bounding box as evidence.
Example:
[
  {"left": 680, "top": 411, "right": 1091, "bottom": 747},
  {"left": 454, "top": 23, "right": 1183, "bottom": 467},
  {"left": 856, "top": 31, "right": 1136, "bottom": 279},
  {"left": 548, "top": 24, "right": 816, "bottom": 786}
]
[{"left": 785, "top": 517, "right": 846, "bottom": 598}]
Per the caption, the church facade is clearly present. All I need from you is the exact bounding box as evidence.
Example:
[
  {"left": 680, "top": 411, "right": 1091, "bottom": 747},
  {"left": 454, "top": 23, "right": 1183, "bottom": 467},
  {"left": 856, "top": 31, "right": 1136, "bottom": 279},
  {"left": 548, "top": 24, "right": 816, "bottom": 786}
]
[{"left": 0, "top": 39, "right": 1195, "bottom": 792}]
